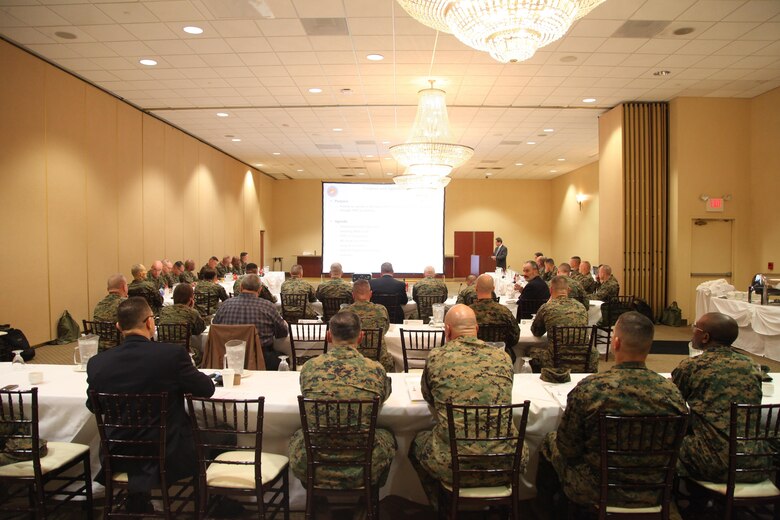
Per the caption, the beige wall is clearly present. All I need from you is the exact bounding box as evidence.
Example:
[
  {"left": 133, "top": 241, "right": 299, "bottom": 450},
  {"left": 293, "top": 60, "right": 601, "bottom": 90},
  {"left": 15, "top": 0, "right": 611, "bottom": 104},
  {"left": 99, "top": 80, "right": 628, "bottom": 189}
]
[
  {"left": 550, "top": 161, "right": 599, "bottom": 266},
  {"left": 0, "top": 41, "right": 270, "bottom": 344},
  {"left": 750, "top": 87, "right": 780, "bottom": 270},
  {"left": 598, "top": 105, "right": 625, "bottom": 288}
]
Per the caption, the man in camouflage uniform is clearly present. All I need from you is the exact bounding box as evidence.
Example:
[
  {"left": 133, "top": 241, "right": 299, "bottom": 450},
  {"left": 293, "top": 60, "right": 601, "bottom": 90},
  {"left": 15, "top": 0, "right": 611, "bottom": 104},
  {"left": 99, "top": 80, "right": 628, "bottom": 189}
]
[
  {"left": 569, "top": 256, "right": 582, "bottom": 275},
  {"left": 590, "top": 264, "right": 620, "bottom": 301},
  {"left": 410, "top": 304, "right": 525, "bottom": 510},
  {"left": 537, "top": 312, "right": 687, "bottom": 513},
  {"left": 161, "top": 259, "right": 178, "bottom": 288},
  {"left": 557, "top": 263, "right": 588, "bottom": 309},
  {"left": 578, "top": 260, "right": 598, "bottom": 293},
  {"left": 180, "top": 259, "right": 198, "bottom": 284},
  {"left": 146, "top": 260, "right": 165, "bottom": 291},
  {"left": 541, "top": 257, "right": 558, "bottom": 283},
  {"left": 455, "top": 275, "right": 478, "bottom": 305},
  {"left": 469, "top": 274, "right": 519, "bottom": 349},
  {"left": 673, "top": 312, "right": 767, "bottom": 483},
  {"left": 199, "top": 256, "right": 219, "bottom": 280},
  {"left": 128, "top": 264, "right": 163, "bottom": 315},
  {"left": 531, "top": 276, "right": 594, "bottom": 372},
  {"left": 93, "top": 273, "right": 128, "bottom": 322},
  {"left": 288, "top": 311, "right": 396, "bottom": 489},
  {"left": 171, "top": 261, "right": 185, "bottom": 285},
  {"left": 235, "top": 263, "right": 276, "bottom": 304},
  {"left": 193, "top": 269, "right": 228, "bottom": 317},
  {"left": 159, "top": 283, "right": 206, "bottom": 365},
  {"left": 216, "top": 256, "right": 233, "bottom": 279},
  {"left": 412, "top": 266, "right": 448, "bottom": 302},
  {"left": 316, "top": 262, "right": 353, "bottom": 303},
  {"left": 280, "top": 264, "right": 318, "bottom": 320},
  {"left": 238, "top": 252, "right": 249, "bottom": 275},
  {"left": 344, "top": 279, "right": 394, "bottom": 373}
]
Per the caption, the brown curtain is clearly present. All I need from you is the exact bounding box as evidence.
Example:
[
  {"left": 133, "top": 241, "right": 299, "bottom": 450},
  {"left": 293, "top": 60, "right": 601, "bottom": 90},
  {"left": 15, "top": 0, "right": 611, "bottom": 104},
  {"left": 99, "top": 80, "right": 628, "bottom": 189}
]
[{"left": 622, "top": 103, "right": 668, "bottom": 319}]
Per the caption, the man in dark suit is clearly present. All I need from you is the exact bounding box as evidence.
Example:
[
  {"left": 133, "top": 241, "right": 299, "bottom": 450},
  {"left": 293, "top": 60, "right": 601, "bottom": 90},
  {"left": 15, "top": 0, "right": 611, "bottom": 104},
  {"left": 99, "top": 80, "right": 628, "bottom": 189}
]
[
  {"left": 86, "top": 297, "right": 215, "bottom": 513},
  {"left": 492, "top": 237, "right": 508, "bottom": 270},
  {"left": 369, "top": 262, "right": 409, "bottom": 324},
  {"left": 515, "top": 260, "right": 551, "bottom": 319}
]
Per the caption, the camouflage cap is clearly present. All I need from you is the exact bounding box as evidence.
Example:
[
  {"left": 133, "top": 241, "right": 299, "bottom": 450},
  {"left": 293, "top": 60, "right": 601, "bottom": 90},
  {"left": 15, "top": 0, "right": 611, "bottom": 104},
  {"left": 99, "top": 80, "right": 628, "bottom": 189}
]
[{"left": 540, "top": 367, "right": 571, "bottom": 384}]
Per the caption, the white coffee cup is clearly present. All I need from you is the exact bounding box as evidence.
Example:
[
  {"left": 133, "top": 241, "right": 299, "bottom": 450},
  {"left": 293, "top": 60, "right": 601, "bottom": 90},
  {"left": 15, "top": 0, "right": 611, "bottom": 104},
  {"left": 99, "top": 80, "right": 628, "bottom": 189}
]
[
  {"left": 222, "top": 368, "right": 235, "bottom": 389},
  {"left": 28, "top": 371, "right": 43, "bottom": 385}
]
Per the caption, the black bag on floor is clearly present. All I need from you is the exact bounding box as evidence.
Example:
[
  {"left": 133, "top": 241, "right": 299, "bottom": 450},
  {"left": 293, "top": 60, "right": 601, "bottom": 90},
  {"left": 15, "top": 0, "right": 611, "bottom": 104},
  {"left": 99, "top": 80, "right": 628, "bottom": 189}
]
[{"left": 0, "top": 325, "right": 35, "bottom": 362}]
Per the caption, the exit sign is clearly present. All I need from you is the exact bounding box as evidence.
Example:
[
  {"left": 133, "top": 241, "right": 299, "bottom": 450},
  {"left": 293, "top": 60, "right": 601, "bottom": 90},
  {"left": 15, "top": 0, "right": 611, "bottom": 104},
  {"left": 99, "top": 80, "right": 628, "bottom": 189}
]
[{"left": 706, "top": 197, "right": 724, "bottom": 212}]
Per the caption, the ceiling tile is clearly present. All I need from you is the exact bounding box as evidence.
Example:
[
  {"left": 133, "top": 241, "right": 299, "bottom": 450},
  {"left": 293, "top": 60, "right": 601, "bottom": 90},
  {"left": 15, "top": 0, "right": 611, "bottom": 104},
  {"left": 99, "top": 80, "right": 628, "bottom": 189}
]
[{"left": 96, "top": 3, "right": 159, "bottom": 24}]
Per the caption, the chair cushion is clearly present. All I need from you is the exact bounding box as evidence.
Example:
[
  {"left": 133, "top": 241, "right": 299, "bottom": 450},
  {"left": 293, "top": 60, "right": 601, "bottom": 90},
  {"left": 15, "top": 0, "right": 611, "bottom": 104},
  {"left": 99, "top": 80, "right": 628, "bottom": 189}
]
[
  {"left": 0, "top": 442, "right": 89, "bottom": 477},
  {"left": 207, "top": 451, "right": 289, "bottom": 489},
  {"left": 692, "top": 479, "right": 780, "bottom": 498},
  {"left": 606, "top": 505, "right": 662, "bottom": 513},
  {"left": 441, "top": 481, "right": 512, "bottom": 498}
]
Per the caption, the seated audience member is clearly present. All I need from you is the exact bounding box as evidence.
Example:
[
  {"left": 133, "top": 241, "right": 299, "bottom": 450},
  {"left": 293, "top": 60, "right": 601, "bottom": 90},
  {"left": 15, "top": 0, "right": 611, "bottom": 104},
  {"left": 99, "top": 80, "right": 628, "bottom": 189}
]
[
  {"left": 234, "top": 263, "right": 276, "bottom": 303},
  {"left": 239, "top": 252, "right": 249, "bottom": 275},
  {"left": 578, "top": 260, "right": 597, "bottom": 293},
  {"left": 230, "top": 256, "right": 242, "bottom": 276},
  {"left": 161, "top": 259, "right": 177, "bottom": 288},
  {"left": 180, "top": 259, "right": 198, "bottom": 284},
  {"left": 568, "top": 256, "right": 582, "bottom": 274},
  {"left": 199, "top": 256, "right": 219, "bottom": 280},
  {"left": 128, "top": 264, "right": 163, "bottom": 315},
  {"left": 673, "top": 312, "right": 766, "bottom": 483},
  {"left": 212, "top": 274, "right": 288, "bottom": 370},
  {"left": 86, "top": 297, "right": 214, "bottom": 514},
  {"left": 556, "top": 263, "right": 588, "bottom": 309},
  {"left": 410, "top": 305, "right": 523, "bottom": 509},
  {"left": 531, "top": 276, "right": 593, "bottom": 372},
  {"left": 515, "top": 260, "right": 551, "bottom": 319},
  {"left": 288, "top": 311, "right": 396, "bottom": 489},
  {"left": 590, "top": 264, "right": 620, "bottom": 301},
  {"left": 369, "top": 262, "right": 409, "bottom": 324},
  {"left": 280, "top": 264, "right": 318, "bottom": 319},
  {"left": 541, "top": 257, "right": 557, "bottom": 283},
  {"left": 146, "top": 260, "right": 165, "bottom": 291},
  {"left": 193, "top": 269, "right": 229, "bottom": 316},
  {"left": 537, "top": 312, "right": 686, "bottom": 513},
  {"left": 94, "top": 273, "right": 128, "bottom": 322},
  {"left": 216, "top": 256, "right": 233, "bottom": 279},
  {"left": 469, "top": 274, "right": 519, "bottom": 348},
  {"left": 315, "top": 262, "right": 354, "bottom": 302},
  {"left": 455, "top": 275, "right": 478, "bottom": 305},
  {"left": 344, "top": 279, "right": 395, "bottom": 373},
  {"left": 171, "top": 261, "right": 184, "bottom": 285},
  {"left": 535, "top": 254, "right": 546, "bottom": 274},
  {"left": 159, "top": 283, "right": 206, "bottom": 365},
  {"left": 412, "top": 266, "right": 448, "bottom": 302}
]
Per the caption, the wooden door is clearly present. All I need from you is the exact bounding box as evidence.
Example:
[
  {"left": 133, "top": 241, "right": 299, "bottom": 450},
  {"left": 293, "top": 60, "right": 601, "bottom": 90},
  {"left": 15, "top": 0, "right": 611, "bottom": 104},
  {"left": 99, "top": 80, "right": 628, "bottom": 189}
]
[
  {"left": 454, "top": 231, "right": 473, "bottom": 278},
  {"left": 690, "top": 218, "right": 733, "bottom": 317}
]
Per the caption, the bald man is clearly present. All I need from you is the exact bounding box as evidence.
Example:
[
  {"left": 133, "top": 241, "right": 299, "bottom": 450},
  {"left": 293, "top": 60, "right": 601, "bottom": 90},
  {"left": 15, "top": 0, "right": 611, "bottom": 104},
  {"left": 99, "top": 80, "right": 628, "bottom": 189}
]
[
  {"left": 591, "top": 264, "right": 619, "bottom": 301},
  {"left": 93, "top": 274, "right": 128, "bottom": 322},
  {"left": 146, "top": 260, "right": 165, "bottom": 291},
  {"left": 579, "top": 261, "right": 597, "bottom": 293},
  {"left": 469, "top": 274, "right": 519, "bottom": 349},
  {"left": 412, "top": 266, "right": 448, "bottom": 302},
  {"left": 280, "top": 264, "right": 317, "bottom": 320},
  {"left": 128, "top": 264, "right": 163, "bottom": 314},
  {"left": 538, "top": 312, "right": 686, "bottom": 512},
  {"left": 315, "top": 262, "right": 353, "bottom": 302},
  {"left": 410, "top": 304, "right": 522, "bottom": 509},
  {"left": 673, "top": 312, "right": 766, "bottom": 484}
]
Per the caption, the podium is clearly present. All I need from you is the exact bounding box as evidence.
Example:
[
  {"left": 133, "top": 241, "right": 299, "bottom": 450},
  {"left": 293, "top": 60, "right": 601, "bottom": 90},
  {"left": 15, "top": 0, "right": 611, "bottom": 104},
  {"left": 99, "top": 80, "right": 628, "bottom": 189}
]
[{"left": 470, "top": 254, "right": 496, "bottom": 276}]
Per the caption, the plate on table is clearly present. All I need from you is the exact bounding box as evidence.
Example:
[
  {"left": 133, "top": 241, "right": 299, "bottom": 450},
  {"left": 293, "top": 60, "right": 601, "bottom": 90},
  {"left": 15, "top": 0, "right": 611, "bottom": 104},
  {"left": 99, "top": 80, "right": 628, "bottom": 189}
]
[{"left": 73, "top": 365, "right": 87, "bottom": 372}]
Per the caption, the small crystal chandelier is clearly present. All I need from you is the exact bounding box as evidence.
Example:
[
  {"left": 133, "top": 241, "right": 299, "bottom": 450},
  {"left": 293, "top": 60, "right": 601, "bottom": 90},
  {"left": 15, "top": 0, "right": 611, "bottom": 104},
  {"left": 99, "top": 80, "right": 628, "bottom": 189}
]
[
  {"left": 390, "top": 81, "right": 473, "bottom": 188},
  {"left": 396, "top": 0, "right": 607, "bottom": 63}
]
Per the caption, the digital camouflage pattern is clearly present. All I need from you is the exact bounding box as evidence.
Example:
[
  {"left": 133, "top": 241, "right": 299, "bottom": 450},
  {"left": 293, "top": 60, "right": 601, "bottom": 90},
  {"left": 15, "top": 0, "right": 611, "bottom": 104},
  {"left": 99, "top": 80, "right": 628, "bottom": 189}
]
[
  {"left": 281, "top": 278, "right": 318, "bottom": 319},
  {"left": 455, "top": 285, "right": 477, "bottom": 305},
  {"left": 565, "top": 277, "right": 589, "bottom": 309},
  {"left": 0, "top": 422, "right": 47, "bottom": 466},
  {"left": 469, "top": 298, "right": 520, "bottom": 347},
  {"left": 579, "top": 272, "right": 598, "bottom": 294},
  {"left": 288, "top": 345, "right": 396, "bottom": 489},
  {"left": 542, "top": 361, "right": 687, "bottom": 507},
  {"left": 412, "top": 277, "right": 448, "bottom": 301},
  {"left": 672, "top": 343, "right": 768, "bottom": 482},
  {"left": 591, "top": 274, "right": 620, "bottom": 301},
  {"left": 411, "top": 335, "right": 524, "bottom": 506},
  {"left": 128, "top": 279, "right": 163, "bottom": 314},
  {"left": 233, "top": 276, "right": 277, "bottom": 304},
  {"left": 93, "top": 293, "right": 124, "bottom": 322},
  {"left": 159, "top": 303, "right": 206, "bottom": 365},
  {"left": 193, "top": 280, "right": 228, "bottom": 316},
  {"left": 216, "top": 263, "right": 233, "bottom": 278},
  {"left": 180, "top": 270, "right": 198, "bottom": 284},
  {"left": 162, "top": 272, "right": 178, "bottom": 288},
  {"left": 541, "top": 266, "right": 558, "bottom": 283},
  {"left": 239, "top": 261, "right": 248, "bottom": 275},
  {"left": 316, "top": 278, "right": 354, "bottom": 302},
  {"left": 531, "top": 297, "right": 595, "bottom": 372},
  {"left": 344, "top": 300, "right": 394, "bottom": 373},
  {"left": 146, "top": 272, "right": 165, "bottom": 291}
]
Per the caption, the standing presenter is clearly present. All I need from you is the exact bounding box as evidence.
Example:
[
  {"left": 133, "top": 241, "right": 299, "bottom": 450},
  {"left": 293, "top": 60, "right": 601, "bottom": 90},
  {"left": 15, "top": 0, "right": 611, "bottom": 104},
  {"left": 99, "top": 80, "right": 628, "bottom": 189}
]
[{"left": 492, "top": 237, "right": 508, "bottom": 271}]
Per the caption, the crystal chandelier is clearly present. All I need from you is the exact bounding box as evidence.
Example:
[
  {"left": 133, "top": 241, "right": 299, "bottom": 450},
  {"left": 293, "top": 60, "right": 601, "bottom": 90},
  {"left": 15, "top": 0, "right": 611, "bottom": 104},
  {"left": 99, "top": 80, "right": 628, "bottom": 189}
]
[
  {"left": 396, "top": 0, "right": 607, "bottom": 63},
  {"left": 390, "top": 82, "right": 473, "bottom": 188}
]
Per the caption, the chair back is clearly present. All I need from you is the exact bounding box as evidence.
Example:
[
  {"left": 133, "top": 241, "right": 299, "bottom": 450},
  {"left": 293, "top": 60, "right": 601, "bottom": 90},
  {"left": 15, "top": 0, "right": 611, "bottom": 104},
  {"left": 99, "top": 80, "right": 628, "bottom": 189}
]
[
  {"left": 0, "top": 388, "right": 42, "bottom": 475},
  {"left": 724, "top": 403, "right": 780, "bottom": 499},
  {"left": 281, "top": 293, "right": 308, "bottom": 323},
  {"left": 477, "top": 324, "right": 513, "bottom": 345},
  {"left": 416, "top": 294, "right": 447, "bottom": 323},
  {"left": 194, "top": 291, "right": 220, "bottom": 317},
  {"left": 371, "top": 293, "right": 403, "bottom": 324},
  {"left": 357, "top": 328, "right": 383, "bottom": 362},
  {"left": 156, "top": 322, "right": 192, "bottom": 354},
  {"left": 517, "top": 298, "right": 547, "bottom": 320},
  {"left": 551, "top": 325, "right": 596, "bottom": 373},
  {"left": 399, "top": 328, "right": 445, "bottom": 372},
  {"left": 82, "top": 319, "right": 122, "bottom": 351},
  {"left": 593, "top": 325, "right": 613, "bottom": 361},
  {"left": 598, "top": 412, "right": 688, "bottom": 515},
  {"left": 297, "top": 396, "right": 379, "bottom": 491},
  {"left": 321, "top": 297, "right": 351, "bottom": 322},
  {"left": 203, "top": 324, "right": 265, "bottom": 371},
  {"left": 602, "top": 296, "right": 634, "bottom": 327},
  {"left": 445, "top": 400, "right": 531, "bottom": 495},
  {"left": 128, "top": 286, "right": 162, "bottom": 314},
  {"left": 288, "top": 322, "right": 328, "bottom": 370}
]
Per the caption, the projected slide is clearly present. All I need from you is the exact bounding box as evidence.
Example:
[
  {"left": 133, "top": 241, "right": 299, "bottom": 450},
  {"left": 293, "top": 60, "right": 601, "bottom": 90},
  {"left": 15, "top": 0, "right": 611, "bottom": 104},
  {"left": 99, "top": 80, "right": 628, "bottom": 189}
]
[{"left": 322, "top": 183, "right": 444, "bottom": 274}]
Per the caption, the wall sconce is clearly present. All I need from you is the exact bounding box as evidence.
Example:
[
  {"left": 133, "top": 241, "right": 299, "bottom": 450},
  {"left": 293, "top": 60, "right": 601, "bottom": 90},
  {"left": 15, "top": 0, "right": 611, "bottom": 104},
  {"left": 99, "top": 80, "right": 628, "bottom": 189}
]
[{"left": 576, "top": 193, "right": 586, "bottom": 211}]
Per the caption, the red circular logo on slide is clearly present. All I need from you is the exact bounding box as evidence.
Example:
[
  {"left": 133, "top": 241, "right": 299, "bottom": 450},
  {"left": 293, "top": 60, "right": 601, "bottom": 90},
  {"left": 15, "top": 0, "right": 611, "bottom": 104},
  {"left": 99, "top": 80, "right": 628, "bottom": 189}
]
[{"left": 327, "top": 186, "right": 338, "bottom": 197}]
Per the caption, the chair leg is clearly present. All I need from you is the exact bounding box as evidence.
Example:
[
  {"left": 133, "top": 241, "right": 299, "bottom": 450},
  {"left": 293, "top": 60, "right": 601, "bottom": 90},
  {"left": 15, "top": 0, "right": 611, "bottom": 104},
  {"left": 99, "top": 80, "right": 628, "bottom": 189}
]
[
  {"left": 283, "top": 470, "right": 290, "bottom": 520},
  {"left": 82, "top": 454, "right": 94, "bottom": 520}
]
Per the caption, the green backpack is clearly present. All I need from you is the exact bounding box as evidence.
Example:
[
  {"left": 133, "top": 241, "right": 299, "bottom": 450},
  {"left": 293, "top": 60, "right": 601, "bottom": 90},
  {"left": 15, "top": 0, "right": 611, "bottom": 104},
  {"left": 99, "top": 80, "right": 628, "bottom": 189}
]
[
  {"left": 660, "top": 302, "right": 683, "bottom": 327},
  {"left": 55, "top": 310, "right": 80, "bottom": 344}
]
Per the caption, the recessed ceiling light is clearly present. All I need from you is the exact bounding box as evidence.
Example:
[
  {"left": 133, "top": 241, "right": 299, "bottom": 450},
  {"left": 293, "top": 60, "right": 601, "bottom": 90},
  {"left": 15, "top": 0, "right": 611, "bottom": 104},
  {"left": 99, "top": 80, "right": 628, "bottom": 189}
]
[
  {"left": 216, "top": 112, "right": 229, "bottom": 117},
  {"left": 526, "top": 141, "right": 536, "bottom": 145},
  {"left": 340, "top": 88, "right": 353, "bottom": 95},
  {"left": 254, "top": 163, "right": 263, "bottom": 167},
  {"left": 560, "top": 55, "right": 578, "bottom": 63},
  {"left": 272, "top": 152, "right": 281, "bottom": 156},
  {"left": 139, "top": 59, "right": 157, "bottom": 66},
  {"left": 557, "top": 158, "right": 566, "bottom": 161},
  {"left": 653, "top": 70, "right": 671, "bottom": 76},
  {"left": 366, "top": 54, "right": 384, "bottom": 61},
  {"left": 308, "top": 87, "right": 322, "bottom": 93},
  {"left": 333, "top": 128, "right": 342, "bottom": 132},
  {"left": 544, "top": 128, "right": 554, "bottom": 133},
  {"left": 358, "top": 172, "right": 366, "bottom": 176},
  {"left": 366, "top": 154, "right": 374, "bottom": 158},
  {"left": 673, "top": 27, "right": 695, "bottom": 36},
  {"left": 515, "top": 162, "right": 524, "bottom": 166},
  {"left": 550, "top": 169, "right": 558, "bottom": 173},
  {"left": 582, "top": 97, "right": 596, "bottom": 103},
  {"left": 296, "top": 169, "right": 303, "bottom": 172},
  {"left": 183, "top": 26, "right": 203, "bottom": 35},
  {"left": 54, "top": 31, "right": 77, "bottom": 40},
  {"left": 485, "top": 172, "right": 493, "bottom": 176},
  {"left": 386, "top": 172, "right": 394, "bottom": 176},
  {"left": 231, "top": 138, "right": 241, "bottom": 142}
]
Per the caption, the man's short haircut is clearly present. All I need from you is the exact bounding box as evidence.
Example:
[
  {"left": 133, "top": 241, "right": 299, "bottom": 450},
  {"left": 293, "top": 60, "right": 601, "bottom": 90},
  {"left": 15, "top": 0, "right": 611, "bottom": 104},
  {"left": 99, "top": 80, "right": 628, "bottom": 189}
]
[
  {"left": 534, "top": 252, "right": 544, "bottom": 257},
  {"left": 615, "top": 311, "right": 654, "bottom": 353},
  {"left": 582, "top": 260, "right": 591, "bottom": 268},
  {"left": 495, "top": 237, "right": 502, "bottom": 243},
  {"left": 380, "top": 262, "right": 393, "bottom": 274},
  {"left": 240, "top": 252, "right": 248, "bottom": 258},
  {"left": 203, "top": 268, "right": 217, "bottom": 281},
  {"left": 117, "top": 297, "right": 152, "bottom": 331},
  {"left": 353, "top": 279, "right": 370, "bottom": 294},
  {"left": 601, "top": 264, "right": 613, "bottom": 276},
  {"left": 465, "top": 274, "right": 477, "bottom": 284},
  {"left": 570, "top": 256, "right": 581, "bottom": 263},
  {"left": 246, "top": 263, "right": 258, "bottom": 273},
  {"left": 210, "top": 256, "right": 219, "bottom": 262},
  {"left": 330, "top": 262, "right": 343, "bottom": 276},
  {"left": 174, "top": 261, "right": 184, "bottom": 269},
  {"left": 131, "top": 264, "right": 145, "bottom": 278},
  {"left": 185, "top": 259, "right": 195, "bottom": 269},
  {"left": 173, "top": 283, "right": 194, "bottom": 305},
  {"left": 107, "top": 273, "right": 126, "bottom": 290},
  {"left": 701, "top": 312, "right": 739, "bottom": 345},
  {"left": 475, "top": 274, "right": 494, "bottom": 293},
  {"left": 424, "top": 266, "right": 436, "bottom": 277},
  {"left": 525, "top": 261, "right": 539, "bottom": 272},
  {"left": 329, "top": 310, "right": 362, "bottom": 344},
  {"left": 545, "top": 257, "right": 555, "bottom": 265},
  {"left": 290, "top": 264, "right": 303, "bottom": 276},
  {"left": 240, "top": 274, "right": 261, "bottom": 292},
  {"left": 557, "top": 263, "right": 571, "bottom": 274},
  {"left": 549, "top": 275, "right": 570, "bottom": 292}
]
